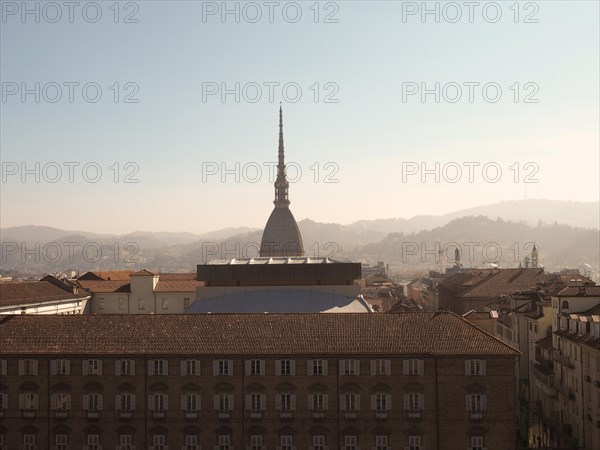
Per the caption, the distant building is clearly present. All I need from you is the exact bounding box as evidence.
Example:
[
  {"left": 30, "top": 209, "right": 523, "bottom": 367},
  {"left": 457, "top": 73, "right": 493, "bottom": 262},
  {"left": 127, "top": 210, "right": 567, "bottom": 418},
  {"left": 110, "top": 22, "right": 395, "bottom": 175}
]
[
  {"left": 0, "top": 312, "right": 519, "bottom": 450},
  {"left": 0, "top": 275, "right": 90, "bottom": 315}
]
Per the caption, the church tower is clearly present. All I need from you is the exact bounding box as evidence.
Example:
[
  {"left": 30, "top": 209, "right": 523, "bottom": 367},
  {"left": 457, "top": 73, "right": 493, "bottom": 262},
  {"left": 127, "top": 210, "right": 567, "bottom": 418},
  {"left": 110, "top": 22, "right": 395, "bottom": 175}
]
[{"left": 259, "top": 107, "right": 304, "bottom": 257}]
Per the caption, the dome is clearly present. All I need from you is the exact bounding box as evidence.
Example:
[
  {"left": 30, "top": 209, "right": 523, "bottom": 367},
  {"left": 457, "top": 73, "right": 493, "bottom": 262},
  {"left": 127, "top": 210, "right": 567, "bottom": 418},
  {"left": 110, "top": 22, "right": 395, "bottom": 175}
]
[{"left": 259, "top": 206, "right": 304, "bottom": 257}]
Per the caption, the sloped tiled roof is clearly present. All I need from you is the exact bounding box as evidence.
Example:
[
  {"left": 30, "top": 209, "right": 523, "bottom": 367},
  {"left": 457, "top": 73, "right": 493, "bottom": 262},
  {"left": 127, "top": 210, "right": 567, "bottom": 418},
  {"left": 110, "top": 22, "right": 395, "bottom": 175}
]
[
  {"left": 78, "top": 270, "right": 134, "bottom": 281},
  {"left": 556, "top": 286, "right": 600, "bottom": 297},
  {"left": 0, "top": 313, "right": 520, "bottom": 356},
  {"left": 0, "top": 281, "right": 88, "bottom": 307},
  {"left": 460, "top": 269, "right": 546, "bottom": 299},
  {"left": 76, "top": 280, "right": 131, "bottom": 294}
]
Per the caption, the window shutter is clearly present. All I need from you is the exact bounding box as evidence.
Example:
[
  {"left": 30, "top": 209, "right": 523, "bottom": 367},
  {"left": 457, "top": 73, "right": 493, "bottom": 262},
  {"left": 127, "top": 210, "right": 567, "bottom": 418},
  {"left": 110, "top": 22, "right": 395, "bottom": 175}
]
[
  {"left": 181, "top": 360, "right": 187, "bottom": 376},
  {"left": 403, "top": 360, "right": 409, "bottom": 375},
  {"left": 418, "top": 360, "right": 424, "bottom": 375},
  {"left": 33, "top": 394, "right": 39, "bottom": 409},
  {"left": 213, "top": 395, "right": 219, "bottom": 410},
  {"left": 115, "top": 360, "right": 122, "bottom": 376},
  {"left": 83, "top": 394, "right": 89, "bottom": 410},
  {"left": 323, "top": 394, "right": 328, "bottom": 410},
  {"left": 19, "top": 393, "right": 24, "bottom": 409},
  {"left": 339, "top": 395, "right": 346, "bottom": 411},
  {"left": 418, "top": 394, "right": 424, "bottom": 411},
  {"left": 385, "top": 360, "right": 391, "bottom": 375},
  {"left": 260, "top": 360, "right": 265, "bottom": 375},
  {"left": 195, "top": 360, "right": 201, "bottom": 375},
  {"left": 82, "top": 361, "right": 89, "bottom": 376},
  {"left": 18, "top": 360, "right": 24, "bottom": 375},
  {"left": 307, "top": 360, "right": 314, "bottom": 375},
  {"left": 339, "top": 360, "right": 345, "bottom": 374},
  {"left": 290, "top": 360, "right": 296, "bottom": 375},
  {"left": 116, "top": 395, "right": 121, "bottom": 410},
  {"left": 51, "top": 360, "right": 57, "bottom": 375},
  {"left": 465, "top": 395, "right": 471, "bottom": 411},
  {"left": 197, "top": 394, "right": 201, "bottom": 410},
  {"left": 164, "top": 394, "right": 169, "bottom": 410},
  {"left": 245, "top": 395, "right": 251, "bottom": 410},
  {"left": 97, "top": 360, "right": 103, "bottom": 375},
  {"left": 260, "top": 394, "right": 266, "bottom": 410},
  {"left": 275, "top": 394, "right": 282, "bottom": 410},
  {"left": 482, "top": 395, "right": 487, "bottom": 410},
  {"left": 0, "top": 359, "right": 6, "bottom": 375},
  {"left": 354, "top": 360, "right": 360, "bottom": 375},
  {"left": 213, "top": 361, "right": 219, "bottom": 375},
  {"left": 66, "top": 394, "right": 72, "bottom": 409},
  {"left": 308, "top": 394, "right": 314, "bottom": 410},
  {"left": 50, "top": 394, "right": 57, "bottom": 410},
  {"left": 371, "top": 394, "right": 376, "bottom": 410},
  {"left": 322, "top": 361, "right": 328, "bottom": 376},
  {"left": 355, "top": 394, "right": 361, "bottom": 409},
  {"left": 370, "top": 360, "right": 376, "bottom": 376},
  {"left": 148, "top": 361, "right": 154, "bottom": 376},
  {"left": 131, "top": 395, "right": 136, "bottom": 410},
  {"left": 130, "top": 360, "right": 136, "bottom": 376},
  {"left": 245, "top": 360, "right": 252, "bottom": 375},
  {"left": 290, "top": 394, "right": 296, "bottom": 410},
  {"left": 98, "top": 394, "right": 103, "bottom": 410},
  {"left": 227, "top": 360, "right": 233, "bottom": 375},
  {"left": 149, "top": 395, "right": 155, "bottom": 411},
  {"left": 228, "top": 394, "right": 234, "bottom": 410},
  {"left": 181, "top": 395, "right": 187, "bottom": 411},
  {"left": 163, "top": 360, "right": 168, "bottom": 376},
  {"left": 386, "top": 394, "right": 392, "bottom": 410},
  {"left": 275, "top": 360, "right": 282, "bottom": 376},
  {"left": 465, "top": 360, "right": 471, "bottom": 375},
  {"left": 481, "top": 360, "right": 487, "bottom": 376},
  {"left": 403, "top": 394, "right": 409, "bottom": 410},
  {"left": 33, "top": 360, "right": 38, "bottom": 375},
  {"left": 65, "top": 360, "right": 70, "bottom": 375}
]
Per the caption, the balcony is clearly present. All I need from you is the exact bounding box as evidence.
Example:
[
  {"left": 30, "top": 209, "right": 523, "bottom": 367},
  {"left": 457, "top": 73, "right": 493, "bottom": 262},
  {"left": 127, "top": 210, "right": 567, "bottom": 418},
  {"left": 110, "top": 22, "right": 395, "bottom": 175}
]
[
  {"left": 50, "top": 446, "right": 71, "bottom": 450},
  {"left": 55, "top": 410, "right": 68, "bottom": 419},
  {"left": 312, "top": 411, "right": 325, "bottom": 419},
  {"left": 553, "top": 352, "right": 575, "bottom": 370},
  {"left": 218, "top": 411, "right": 230, "bottom": 419},
  {"left": 149, "top": 447, "right": 169, "bottom": 450},
  {"left": 276, "top": 447, "right": 297, "bottom": 450},
  {"left": 184, "top": 410, "right": 198, "bottom": 419},
  {"left": 83, "top": 446, "right": 103, "bottom": 450},
  {"left": 22, "top": 410, "right": 36, "bottom": 418},
  {"left": 245, "top": 447, "right": 266, "bottom": 450},
  {"left": 405, "top": 410, "right": 421, "bottom": 419},
  {"left": 115, "top": 447, "right": 136, "bottom": 450},
  {"left": 180, "top": 446, "right": 199, "bottom": 450},
  {"left": 86, "top": 410, "right": 101, "bottom": 419},
  {"left": 371, "top": 447, "right": 391, "bottom": 450},
  {"left": 469, "top": 411, "right": 483, "bottom": 420},
  {"left": 119, "top": 410, "right": 133, "bottom": 419},
  {"left": 19, "top": 446, "right": 39, "bottom": 450},
  {"left": 375, "top": 410, "right": 388, "bottom": 419},
  {"left": 344, "top": 411, "right": 357, "bottom": 419},
  {"left": 280, "top": 411, "right": 293, "bottom": 419},
  {"left": 153, "top": 410, "right": 166, "bottom": 419},
  {"left": 249, "top": 410, "right": 262, "bottom": 419}
]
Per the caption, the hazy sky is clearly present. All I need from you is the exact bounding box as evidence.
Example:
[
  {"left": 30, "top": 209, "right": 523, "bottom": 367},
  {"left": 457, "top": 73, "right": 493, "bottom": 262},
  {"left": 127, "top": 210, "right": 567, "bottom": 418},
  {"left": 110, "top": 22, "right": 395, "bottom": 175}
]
[{"left": 1, "top": 1, "right": 598, "bottom": 234}]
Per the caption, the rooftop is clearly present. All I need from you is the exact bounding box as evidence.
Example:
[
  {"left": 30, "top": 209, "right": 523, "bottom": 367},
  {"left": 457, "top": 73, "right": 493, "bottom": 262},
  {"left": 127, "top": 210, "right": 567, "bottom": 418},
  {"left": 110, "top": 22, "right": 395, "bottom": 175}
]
[
  {"left": 0, "top": 312, "right": 520, "bottom": 356},
  {"left": 0, "top": 281, "right": 89, "bottom": 307}
]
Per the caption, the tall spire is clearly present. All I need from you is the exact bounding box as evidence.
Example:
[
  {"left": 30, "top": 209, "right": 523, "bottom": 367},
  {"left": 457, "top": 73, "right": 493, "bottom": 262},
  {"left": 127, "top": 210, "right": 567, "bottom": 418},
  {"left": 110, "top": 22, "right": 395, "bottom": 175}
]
[{"left": 274, "top": 104, "right": 290, "bottom": 207}]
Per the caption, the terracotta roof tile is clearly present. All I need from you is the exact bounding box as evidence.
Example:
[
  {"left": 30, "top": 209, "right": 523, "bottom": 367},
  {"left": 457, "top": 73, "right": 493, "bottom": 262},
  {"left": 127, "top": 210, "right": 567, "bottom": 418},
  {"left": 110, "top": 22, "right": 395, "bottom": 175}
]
[
  {"left": 0, "top": 313, "right": 520, "bottom": 356},
  {"left": 0, "top": 281, "right": 88, "bottom": 307}
]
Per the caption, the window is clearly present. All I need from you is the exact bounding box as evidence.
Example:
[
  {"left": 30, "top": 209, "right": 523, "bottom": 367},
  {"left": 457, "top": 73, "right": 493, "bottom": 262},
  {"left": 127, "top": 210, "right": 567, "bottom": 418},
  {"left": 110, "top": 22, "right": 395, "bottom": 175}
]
[
  {"left": 149, "top": 359, "right": 168, "bottom": 376},
  {"left": 182, "top": 393, "right": 200, "bottom": 417},
  {"left": 19, "top": 393, "right": 38, "bottom": 415},
  {"left": 218, "top": 435, "right": 231, "bottom": 450},
  {"left": 403, "top": 359, "right": 424, "bottom": 376},
  {"left": 119, "top": 434, "right": 133, "bottom": 450},
  {"left": 341, "top": 393, "right": 360, "bottom": 417},
  {"left": 215, "top": 393, "right": 234, "bottom": 418},
  {"left": 403, "top": 393, "right": 423, "bottom": 418},
  {"left": 276, "top": 393, "right": 296, "bottom": 417},
  {"left": 150, "top": 393, "right": 168, "bottom": 417},
  {"left": 87, "top": 434, "right": 100, "bottom": 450},
  {"left": 153, "top": 434, "right": 166, "bottom": 450},
  {"left": 23, "top": 434, "right": 36, "bottom": 450},
  {"left": 84, "top": 359, "right": 102, "bottom": 375},
  {"left": 214, "top": 359, "right": 233, "bottom": 376},
  {"left": 470, "top": 436, "right": 484, "bottom": 450},
  {"left": 55, "top": 434, "right": 68, "bottom": 450},
  {"left": 246, "top": 359, "right": 265, "bottom": 376},
  {"left": 250, "top": 435, "right": 263, "bottom": 450},
  {"left": 51, "top": 359, "right": 70, "bottom": 375},
  {"left": 309, "top": 393, "right": 328, "bottom": 417},
  {"left": 84, "top": 393, "right": 103, "bottom": 417},
  {"left": 98, "top": 299, "right": 105, "bottom": 310},
  {"left": 309, "top": 359, "right": 327, "bottom": 375},
  {"left": 138, "top": 298, "right": 145, "bottom": 310},
  {"left": 181, "top": 359, "right": 200, "bottom": 376},
  {"left": 312, "top": 435, "right": 325, "bottom": 450},
  {"left": 119, "top": 297, "right": 126, "bottom": 310},
  {"left": 183, "top": 298, "right": 191, "bottom": 309},
  {"left": 0, "top": 359, "right": 6, "bottom": 376},
  {"left": 371, "top": 359, "right": 391, "bottom": 376},
  {"left": 340, "top": 359, "right": 360, "bottom": 375},
  {"left": 280, "top": 435, "right": 293, "bottom": 450},
  {"left": 51, "top": 392, "right": 71, "bottom": 416},
  {"left": 562, "top": 300, "right": 569, "bottom": 309},
  {"left": 0, "top": 393, "right": 7, "bottom": 413},
  {"left": 162, "top": 299, "right": 169, "bottom": 310},
  {"left": 465, "top": 359, "right": 486, "bottom": 376},
  {"left": 19, "top": 359, "right": 38, "bottom": 375},
  {"left": 344, "top": 435, "right": 357, "bottom": 450},
  {"left": 466, "top": 394, "right": 487, "bottom": 418},
  {"left": 408, "top": 435, "right": 421, "bottom": 450},
  {"left": 375, "top": 435, "right": 388, "bottom": 450},
  {"left": 116, "top": 393, "right": 135, "bottom": 417},
  {"left": 372, "top": 393, "right": 391, "bottom": 416},
  {"left": 116, "top": 359, "right": 135, "bottom": 376},
  {"left": 277, "top": 359, "right": 295, "bottom": 375},
  {"left": 247, "top": 393, "right": 265, "bottom": 417},
  {"left": 184, "top": 435, "right": 199, "bottom": 450}
]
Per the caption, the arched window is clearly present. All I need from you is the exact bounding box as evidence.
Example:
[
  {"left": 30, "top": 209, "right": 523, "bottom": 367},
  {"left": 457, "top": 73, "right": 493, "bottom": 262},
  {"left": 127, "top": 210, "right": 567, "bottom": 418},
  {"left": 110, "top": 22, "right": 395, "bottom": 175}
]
[{"left": 562, "top": 300, "right": 569, "bottom": 309}]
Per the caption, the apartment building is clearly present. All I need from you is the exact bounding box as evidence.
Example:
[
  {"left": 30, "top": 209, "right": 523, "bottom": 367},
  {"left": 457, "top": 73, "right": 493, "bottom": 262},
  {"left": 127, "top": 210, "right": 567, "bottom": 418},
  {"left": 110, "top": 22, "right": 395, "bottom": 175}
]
[{"left": 0, "top": 312, "right": 519, "bottom": 450}]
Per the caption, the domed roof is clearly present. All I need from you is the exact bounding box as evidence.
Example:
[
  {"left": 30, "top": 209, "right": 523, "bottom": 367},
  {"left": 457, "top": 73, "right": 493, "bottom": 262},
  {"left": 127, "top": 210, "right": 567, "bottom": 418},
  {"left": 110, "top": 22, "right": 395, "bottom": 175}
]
[{"left": 260, "top": 206, "right": 304, "bottom": 257}]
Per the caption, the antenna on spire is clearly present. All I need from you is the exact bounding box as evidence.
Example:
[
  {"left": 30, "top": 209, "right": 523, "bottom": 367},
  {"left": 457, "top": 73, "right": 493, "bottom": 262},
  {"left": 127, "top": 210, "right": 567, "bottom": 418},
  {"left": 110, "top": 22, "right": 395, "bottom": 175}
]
[{"left": 274, "top": 105, "right": 290, "bottom": 207}]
